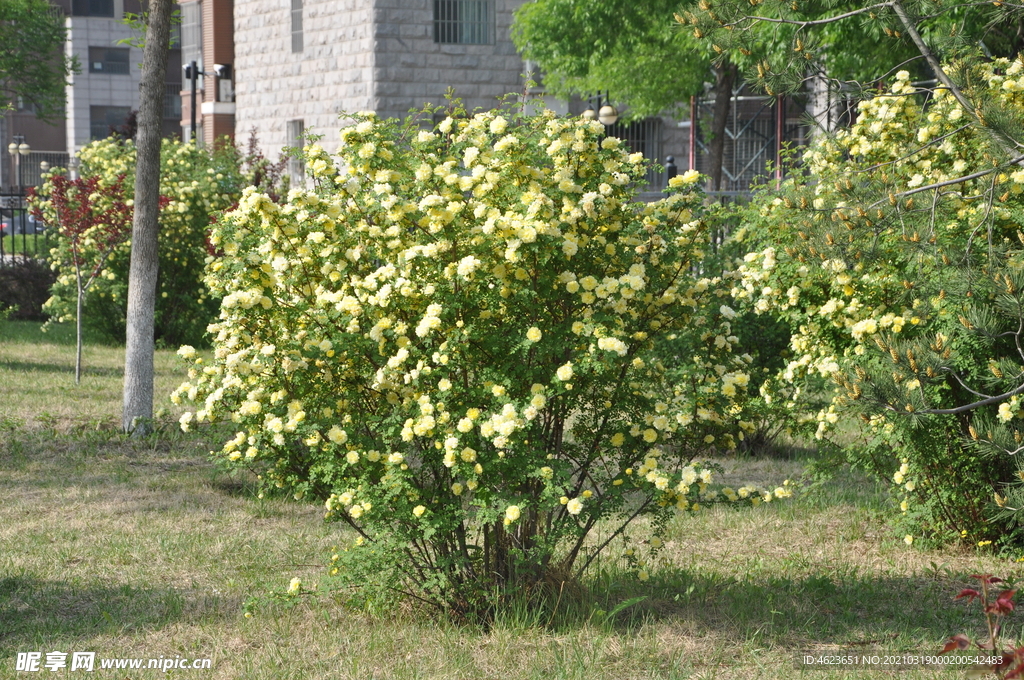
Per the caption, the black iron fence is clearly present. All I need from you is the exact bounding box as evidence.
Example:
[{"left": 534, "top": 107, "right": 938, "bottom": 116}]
[{"left": 0, "top": 191, "right": 47, "bottom": 267}]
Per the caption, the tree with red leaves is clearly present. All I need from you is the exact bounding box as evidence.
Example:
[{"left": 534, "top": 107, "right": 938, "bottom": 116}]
[
  {"left": 33, "top": 175, "right": 133, "bottom": 383},
  {"left": 944, "top": 574, "right": 1024, "bottom": 678}
]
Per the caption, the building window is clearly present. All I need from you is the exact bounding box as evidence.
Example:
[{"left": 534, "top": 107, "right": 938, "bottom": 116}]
[
  {"left": 88, "top": 47, "right": 131, "bottom": 75},
  {"left": 164, "top": 83, "right": 182, "bottom": 120},
  {"left": 72, "top": 0, "right": 114, "bottom": 17},
  {"left": 434, "top": 0, "right": 492, "bottom": 45},
  {"left": 180, "top": 1, "right": 203, "bottom": 72},
  {"left": 15, "top": 97, "right": 38, "bottom": 114},
  {"left": 287, "top": 120, "right": 304, "bottom": 183},
  {"left": 291, "top": 0, "right": 303, "bottom": 53},
  {"left": 90, "top": 106, "right": 132, "bottom": 140}
]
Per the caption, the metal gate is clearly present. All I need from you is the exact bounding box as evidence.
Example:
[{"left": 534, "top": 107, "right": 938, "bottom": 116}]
[
  {"left": 604, "top": 117, "right": 664, "bottom": 189},
  {"left": 0, "top": 191, "right": 45, "bottom": 267},
  {"left": 690, "top": 85, "right": 810, "bottom": 193}
]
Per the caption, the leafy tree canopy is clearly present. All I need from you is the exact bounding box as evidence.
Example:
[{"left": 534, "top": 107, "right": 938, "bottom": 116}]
[
  {"left": 0, "top": 0, "right": 77, "bottom": 121},
  {"left": 513, "top": 0, "right": 711, "bottom": 120}
]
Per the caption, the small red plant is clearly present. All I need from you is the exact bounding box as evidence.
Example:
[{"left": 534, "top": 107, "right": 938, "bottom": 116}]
[
  {"left": 943, "top": 574, "right": 1024, "bottom": 678},
  {"left": 33, "top": 173, "right": 133, "bottom": 383}
]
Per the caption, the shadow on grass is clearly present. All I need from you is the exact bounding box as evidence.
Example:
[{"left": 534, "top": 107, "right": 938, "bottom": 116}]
[
  {"left": 582, "top": 567, "right": 980, "bottom": 649},
  {"left": 0, "top": 575, "right": 241, "bottom": 656},
  {"left": 0, "top": 358, "right": 124, "bottom": 378}
]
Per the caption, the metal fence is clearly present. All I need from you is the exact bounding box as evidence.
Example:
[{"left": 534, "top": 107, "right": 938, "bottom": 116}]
[
  {"left": 605, "top": 117, "right": 665, "bottom": 190},
  {"left": 0, "top": 191, "right": 46, "bottom": 267}
]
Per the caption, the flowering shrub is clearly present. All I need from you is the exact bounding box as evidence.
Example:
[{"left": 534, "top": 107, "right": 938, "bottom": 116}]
[
  {"left": 733, "top": 60, "right": 1024, "bottom": 546},
  {"left": 33, "top": 137, "right": 246, "bottom": 346},
  {"left": 173, "top": 107, "right": 788, "bottom": 615}
]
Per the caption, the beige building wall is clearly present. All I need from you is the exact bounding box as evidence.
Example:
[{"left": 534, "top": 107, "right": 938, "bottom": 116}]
[
  {"left": 371, "top": 1, "right": 526, "bottom": 121},
  {"left": 65, "top": 16, "right": 144, "bottom": 154},
  {"left": 233, "top": 0, "right": 375, "bottom": 154},
  {"left": 233, "top": 0, "right": 528, "bottom": 158}
]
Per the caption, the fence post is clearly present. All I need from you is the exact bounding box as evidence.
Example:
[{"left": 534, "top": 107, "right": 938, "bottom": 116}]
[{"left": 665, "top": 156, "right": 677, "bottom": 185}]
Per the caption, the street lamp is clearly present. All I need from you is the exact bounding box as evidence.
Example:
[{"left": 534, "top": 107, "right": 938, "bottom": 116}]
[
  {"left": 7, "top": 135, "right": 31, "bottom": 194},
  {"left": 581, "top": 93, "right": 619, "bottom": 127}
]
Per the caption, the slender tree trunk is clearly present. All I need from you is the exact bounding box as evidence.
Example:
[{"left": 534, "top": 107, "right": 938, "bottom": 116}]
[
  {"left": 75, "top": 281, "right": 83, "bottom": 385},
  {"left": 122, "top": 0, "right": 172, "bottom": 435},
  {"left": 708, "top": 61, "right": 737, "bottom": 192}
]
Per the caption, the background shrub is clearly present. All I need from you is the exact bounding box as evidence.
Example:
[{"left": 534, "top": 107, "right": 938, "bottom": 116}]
[
  {"left": 32, "top": 135, "right": 286, "bottom": 347},
  {"left": 731, "top": 62, "right": 1024, "bottom": 547},
  {"left": 0, "top": 259, "right": 56, "bottom": 321}
]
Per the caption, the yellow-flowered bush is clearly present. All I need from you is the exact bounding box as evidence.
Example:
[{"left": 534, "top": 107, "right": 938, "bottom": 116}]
[
  {"left": 33, "top": 137, "right": 245, "bottom": 345},
  {"left": 174, "top": 107, "right": 787, "bottom": 615},
  {"left": 734, "top": 59, "right": 1024, "bottom": 547}
]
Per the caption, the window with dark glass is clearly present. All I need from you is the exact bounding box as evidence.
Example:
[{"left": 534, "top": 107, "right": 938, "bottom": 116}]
[
  {"left": 434, "top": 0, "right": 492, "bottom": 45},
  {"left": 88, "top": 47, "right": 131, "bottom": 75},
  {"left": 72, "top": 0, "right": 114, "bottom": 17},
  {"left": 90, "top": 106, "right": 132, "bottom": 140},
  {"left": 291, "top": 0, "right": 303, "bottom": 53}
]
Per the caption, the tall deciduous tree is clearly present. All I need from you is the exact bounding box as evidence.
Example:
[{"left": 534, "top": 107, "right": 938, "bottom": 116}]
[
  {"left": 513, "top": 0, "right": 738, "bottom": 187},
  {"left": 122, "top": 0, "right": 173, "bottom": 435},
  {"left": 0, "top": 0, "right": 76, "bottom": 121}
]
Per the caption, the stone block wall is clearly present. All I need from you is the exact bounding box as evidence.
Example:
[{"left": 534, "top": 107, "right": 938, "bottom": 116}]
[
  {"left": 371, "top": 0, "right": 527, "bottom": 121},
  {"left": 233, "top": 0, "right": 528, "bottom": 159},
  {"left": 233, "top": 0, "right": 375, "bottom": 156}
]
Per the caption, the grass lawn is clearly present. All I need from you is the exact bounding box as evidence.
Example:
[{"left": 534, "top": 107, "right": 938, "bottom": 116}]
[
  {"left": 0, "top": 234, "right": 49, "bottom": 261},
  {"left": 0, "top": 319, "right": 1020, "bottom": 678}
]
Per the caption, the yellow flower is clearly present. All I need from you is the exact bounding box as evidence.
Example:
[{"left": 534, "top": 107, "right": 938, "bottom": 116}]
[
  {"left": 328, "top": 426, "right": 348, "bottom": 444},
  {"left": 413, "top": 505, "right": 426, "bottom": 518},
  {"left": 904, "top": 535, "right": 914, "bottom": 545},
  {"left": 643, "top": 428, "right": 658, "bottom": 443},
  {"left": 287, "top": 577, "right": 302, "bottom": 595},
  {"left": 526, "top": 327, "right": 542, "bottom": 342},
  {"left": 556, "top": 363, "right": 574, "bottom": 381},
  {"left": 566, "top": 497, "right": 583, "bottom": 515},
  {"left": 505, "top": 505, "right": 521, "bottom": 522}
]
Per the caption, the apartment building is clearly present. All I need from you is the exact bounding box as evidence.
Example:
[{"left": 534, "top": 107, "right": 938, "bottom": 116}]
[{"left": 2, "top": 0, "right": 181, "bottom": 190}]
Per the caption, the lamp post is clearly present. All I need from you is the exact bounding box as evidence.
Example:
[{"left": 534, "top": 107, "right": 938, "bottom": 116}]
[
  {"left": 184, "top": 60, "right": 200, "bottom": 143},
  {"left": 183, "top": 61, "right": 232, "bottom": 145},
  {"left": 7, "top": 134, "right": 30, "bottom": 195},
  {"left": 581, "top": 93, "right": 619, "bottom": 127}
]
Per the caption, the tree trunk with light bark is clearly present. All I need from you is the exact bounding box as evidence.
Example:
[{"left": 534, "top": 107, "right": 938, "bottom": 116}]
[{"left": 122, "top": 0, "right": 172, "bottom": 435}]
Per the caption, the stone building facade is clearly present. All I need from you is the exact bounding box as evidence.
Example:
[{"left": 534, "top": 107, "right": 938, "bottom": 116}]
[{"left": 232, "top": 0, "right": 530, "bottom": 161}]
